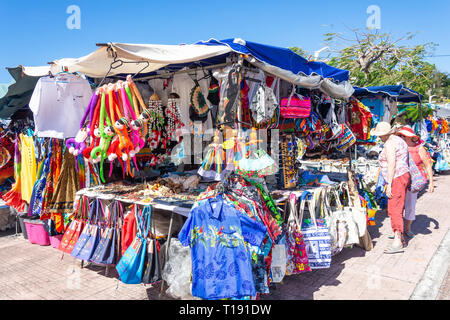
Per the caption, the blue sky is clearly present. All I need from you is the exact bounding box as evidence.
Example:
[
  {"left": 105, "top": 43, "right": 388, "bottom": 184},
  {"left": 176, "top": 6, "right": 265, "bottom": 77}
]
[{"left": 0, "top": 0, "right": 449, "bottom": 83}]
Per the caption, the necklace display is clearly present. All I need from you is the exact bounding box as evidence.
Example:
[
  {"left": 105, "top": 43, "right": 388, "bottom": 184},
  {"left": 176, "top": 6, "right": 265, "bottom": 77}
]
[{"left": 166, "top": 92, "right": 184, "bottom": 143}]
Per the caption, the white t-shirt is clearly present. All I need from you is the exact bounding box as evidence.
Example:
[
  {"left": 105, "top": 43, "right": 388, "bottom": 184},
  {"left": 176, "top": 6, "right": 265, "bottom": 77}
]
[{"left": 29, "top": 74, "right": 92, "bottom": 139}]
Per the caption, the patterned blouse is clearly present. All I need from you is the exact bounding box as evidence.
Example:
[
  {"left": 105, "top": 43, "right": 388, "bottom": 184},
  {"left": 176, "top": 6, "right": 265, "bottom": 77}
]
[{"left": 379, "top": 134, "right": 409, "bottom": 181}]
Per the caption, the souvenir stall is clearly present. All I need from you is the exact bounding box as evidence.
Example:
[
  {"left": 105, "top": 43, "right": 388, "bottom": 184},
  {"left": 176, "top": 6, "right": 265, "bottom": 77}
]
[
  {"left": 5, "top": 38, "right": 379, "bottom": 300},
  {"left": 415, "top": 107, "right": 450, "bottom": 173},
  {"left": 351, "top": 85, "right": 427, "bottom": 213}
]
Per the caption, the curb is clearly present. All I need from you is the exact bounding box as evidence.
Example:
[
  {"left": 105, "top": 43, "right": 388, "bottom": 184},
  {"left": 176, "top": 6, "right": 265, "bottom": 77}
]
[{"left": 410, "top": 228, "right": 450, "bottom": 300}]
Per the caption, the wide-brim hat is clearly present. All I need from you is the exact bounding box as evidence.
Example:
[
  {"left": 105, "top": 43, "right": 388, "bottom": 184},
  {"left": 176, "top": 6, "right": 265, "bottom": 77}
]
[
  {"left": 397, "top": 125, "right": 420, "bottom": 140},
  {"left": 370, "top": 122, "right": 396, "bottom": 137}
]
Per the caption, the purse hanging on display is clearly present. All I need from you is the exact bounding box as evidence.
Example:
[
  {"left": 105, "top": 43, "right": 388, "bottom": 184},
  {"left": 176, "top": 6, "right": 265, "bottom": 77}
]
[
  {"left": 116, "top": 205, "right": 151, "bottom": 284},
  {"left": 58, "top": 195, "right": 88, "bottom": 254},
  {"left": 121, "top": 204, "right": 138, "bottom": 256},
  {"left": 71, "top": 198, "right": 102, "bottom": 261},
  {"left": 340, "top": 182, "right": 368, "bottom": 238},
  {"left": 142, "top": 215, "right": 163, "bottom": 285},
  {"left": 335, "top": 124, "right": 356, "bottom": 152},
  {"left": 324, "top": 99, "right": 342, "bottom": 141},
  {"left": 332, "top": 188, "right": 360, "bottom": 246},
  {"left": 285, "top": 193, "right": 311, "bottom": 275},
  {"left": 299, "top": 190, "right": 331, "bottom": 269},
  {"left": 280, "top": 85, "right": 311, "bottom": 119},
  {"left": 323, "top": 187, "right": 347, "bottom": 256},
  {"left": 90, "top": 200, "right": 122, "bottom": 265}
]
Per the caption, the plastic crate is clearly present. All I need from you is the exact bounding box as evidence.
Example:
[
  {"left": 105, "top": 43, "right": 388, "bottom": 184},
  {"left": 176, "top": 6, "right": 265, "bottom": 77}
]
[
  {"left": 49, "top": 234, "right": 63, "bottom": 249},
  {"left": 18, "top": 214, "right": 28, "bottom": 239},
  {"left": 24, "top": 221, "right": 50, "bottom": 246}
]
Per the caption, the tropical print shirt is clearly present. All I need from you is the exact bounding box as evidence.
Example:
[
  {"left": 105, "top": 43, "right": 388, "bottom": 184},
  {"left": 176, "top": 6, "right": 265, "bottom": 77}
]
[{"left": 179, "top": 195, "right": 267, "bottom": 300}]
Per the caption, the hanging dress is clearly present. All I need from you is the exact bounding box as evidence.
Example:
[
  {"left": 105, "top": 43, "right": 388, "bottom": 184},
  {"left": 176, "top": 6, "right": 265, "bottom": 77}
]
[
  {"left": 47, "top": 148, "right": 80, "bottom": 214},
  {"left": 19, "top": 133, "right": 37, "bottom": 203}
]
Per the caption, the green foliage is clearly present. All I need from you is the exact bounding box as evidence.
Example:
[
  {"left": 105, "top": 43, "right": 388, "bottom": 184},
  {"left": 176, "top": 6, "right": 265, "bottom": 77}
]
[
  {"left": 289, "top": 46, "right": 308, "bottom": 59},
  {"left": 324, "top": 30, "right": 450, "bottom": 101}
]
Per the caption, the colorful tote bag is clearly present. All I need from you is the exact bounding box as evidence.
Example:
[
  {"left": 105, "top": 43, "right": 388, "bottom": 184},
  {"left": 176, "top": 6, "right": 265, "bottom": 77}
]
[
  {"left": 90, "top": 200, "right": 122, "bottom": 265},
  {"left": 71, "top": 198, "right": 101, "bottom": 261},
  {"left": 280, "top": 86, "right": 311, "bottom": 119},
  {"left": 285, "top": 193, "right": 311, "bottom": 275},
  {"left": 59, "top": 196, "right": 88, "bottom": 254},
  {"left": 299, "top": 191, "right": 331, "bottom": 269},
  {"left": 408, "top": 153, "right": 427, "bottom": 192},
  {"left": 116, "top": 205, "right": 151, "bottom": 284},
  {"left": 336, "top": 124, "right": 356, "bottom": 152}
]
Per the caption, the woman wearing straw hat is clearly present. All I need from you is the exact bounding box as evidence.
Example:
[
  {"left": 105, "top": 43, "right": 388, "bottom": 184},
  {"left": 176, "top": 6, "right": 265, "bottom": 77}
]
[
  {"left": 371, "top": 122, "right": 411, "bottom": 254},
  {"left": 396, "top": 125, "right": 434, "bottom": 238}
]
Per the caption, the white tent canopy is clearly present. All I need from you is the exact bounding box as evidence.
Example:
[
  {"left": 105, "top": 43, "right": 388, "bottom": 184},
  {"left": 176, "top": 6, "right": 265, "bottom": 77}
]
[{"left": 20, "top": 40, "right": 354, "bottom": 99}]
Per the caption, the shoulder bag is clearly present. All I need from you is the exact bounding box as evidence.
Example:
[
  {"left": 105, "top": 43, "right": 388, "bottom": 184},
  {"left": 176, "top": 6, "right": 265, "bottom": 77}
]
[
  {"left": 71, "top": 198, "right": 102, "bottom": 261},
  {"left": 280, "top": 85, "right": 311, "bottom": 119},
  {"left": 285, "top": 193, "right": 311, "bottom": 275},
  {"left": 299, "top": 190, "right": 331, "bottom": 269},
  {"left": 116, "top": 205, "right": 151, "bottom": 284},
  {"left": 59, "top": 196, "right": 88, "bottom": 254}
]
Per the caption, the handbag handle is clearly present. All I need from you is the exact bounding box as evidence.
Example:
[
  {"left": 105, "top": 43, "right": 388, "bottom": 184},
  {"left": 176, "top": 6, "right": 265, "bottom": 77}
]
[
  {"left": 340, "top": 182, "right": 353, "bottom": 207},
  {"left": 297, "top": 191, "right": 316, "bottom": 230},
  {"left": 287, "top": 193, "right": 299, "bottom": 227}
]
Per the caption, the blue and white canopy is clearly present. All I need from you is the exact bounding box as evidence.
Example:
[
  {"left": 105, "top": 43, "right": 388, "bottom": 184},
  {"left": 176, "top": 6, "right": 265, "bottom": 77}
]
[
  {"left": 353, "top": 85, "right": 423, "bottom": 103},
  {"left": 19, "top": 38, "right": 354, "bottom": 99}
]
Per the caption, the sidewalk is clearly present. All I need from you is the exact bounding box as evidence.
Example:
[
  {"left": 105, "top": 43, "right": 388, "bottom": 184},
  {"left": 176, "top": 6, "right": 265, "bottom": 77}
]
[
  {"left": 0, "top": 175, "right": 449, "bottom": 300},
  {"left": 263, "top": 173, "right": 450, "bottom": 300}
]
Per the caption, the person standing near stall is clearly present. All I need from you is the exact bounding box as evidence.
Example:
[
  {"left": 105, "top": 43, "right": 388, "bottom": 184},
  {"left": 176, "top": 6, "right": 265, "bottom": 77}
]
[
  {"left": 371, "top": 122, "right": 410, "bottom": 254},
  {"left": 396, "top": 125, "right": 434, "bottom": 238}
]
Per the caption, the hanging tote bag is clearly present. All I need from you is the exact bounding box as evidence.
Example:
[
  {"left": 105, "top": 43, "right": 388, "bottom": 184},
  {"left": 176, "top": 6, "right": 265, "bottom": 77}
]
[
  {"left": 321, "top": 187, "right": 347, "bottom": 256},
  {"left": 324, "top": 100, "right": 342, "bottom": 141},
  {"left": 121, "top": 205, "right": 138, "bottom": 256},
  {"left": 142, "top": 217, "right": 162, "bottom": 284},
  {"left": 90, "top": 200, "right": 121, "bottom": 265},
  {"left": 332, "top": 188, "right": 360, "bottom": 246},
  {"left": 280, "top": 86, "right": 311, "bottom": 119},
  {"left": 142, "top": 238, "right": 163, "bottom": 284},
  {"left": 59, "top": 196, "right": 88, "bottom": 254},
  {"left": 340, "top": 182, "right": 367, "bottom": 238},
  {"left": 336, "top": 124, "right": 356, "bottom": 152},
  {"left": 116, "top": 205, "right": 151, "bottom": 284},
  {"left": 285, "top": 193, "right": 311, "bottom": 275},
  {"left": 300, "top": 191, "right": 331, "bottom": 269},
  {"left": 71, "top": 198, "right": 101, "bottom": 261}
]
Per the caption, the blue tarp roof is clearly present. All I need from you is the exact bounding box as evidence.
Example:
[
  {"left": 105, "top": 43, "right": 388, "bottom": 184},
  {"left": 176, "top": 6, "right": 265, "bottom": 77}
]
[
  {"left": 195, "top": 38, "right": 350, "bottom": 83},
  {"left": 353, "top": 85, "right": 423, "bottom": 103}
]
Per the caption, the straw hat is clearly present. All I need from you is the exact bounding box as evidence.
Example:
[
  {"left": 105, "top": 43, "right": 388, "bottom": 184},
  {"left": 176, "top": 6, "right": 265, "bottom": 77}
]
[
  {"left": 397, "top": 125, "right": 419, "bottom": 140},
  {"left": 370, "top": 122, "right": 396, "bottom": 137}
]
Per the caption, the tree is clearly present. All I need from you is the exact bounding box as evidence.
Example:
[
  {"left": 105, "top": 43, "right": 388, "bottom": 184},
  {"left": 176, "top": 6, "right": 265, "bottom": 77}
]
[
  {"left": 323, "top": 29, "right": 442, "bottom": 100},
  {"left": 289, "top": 47, "right": 309, "bottom": 59}
]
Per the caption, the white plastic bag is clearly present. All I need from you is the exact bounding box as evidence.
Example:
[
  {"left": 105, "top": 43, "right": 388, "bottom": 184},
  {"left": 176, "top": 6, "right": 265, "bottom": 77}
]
[{"left": 162, "top": 239, "right": 199, "bottom": 300}]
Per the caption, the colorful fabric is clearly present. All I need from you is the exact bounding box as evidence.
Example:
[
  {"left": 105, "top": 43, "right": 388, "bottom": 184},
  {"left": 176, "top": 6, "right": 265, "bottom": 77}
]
[
  {"left": 179, "top": 195, "right": 267, "bottom": 300},
  {"left": 47, "top": 149, "right": 79, "bottom": 214},
  {"left": 349, "top": 99, "right": 373, "bottom": 142},
  {"left": 19, "top": 134, "right": 37, "bottom": 203}
]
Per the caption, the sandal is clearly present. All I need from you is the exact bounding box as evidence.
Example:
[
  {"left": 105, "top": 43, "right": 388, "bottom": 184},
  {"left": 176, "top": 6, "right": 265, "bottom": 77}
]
[
  {"left": 405, "top": 231, "right": 415, "bottom": 238},
  {"left": 383, "top": 243, "right": 404, "bottom": 254}
]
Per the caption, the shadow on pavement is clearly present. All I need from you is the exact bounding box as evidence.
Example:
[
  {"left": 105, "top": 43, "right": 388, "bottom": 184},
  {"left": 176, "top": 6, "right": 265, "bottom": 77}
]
[
  {"left": 412, "top": 214, "right": 439, "bottom": 236},
  {"left": 260, "top": 246, "right": 365, "bottom": 300}
]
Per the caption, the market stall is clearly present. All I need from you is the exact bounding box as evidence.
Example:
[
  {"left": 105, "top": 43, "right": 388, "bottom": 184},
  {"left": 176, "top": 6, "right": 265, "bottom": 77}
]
[{"left": 1, "top": 38, "right": 383, "bottom": 300}]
